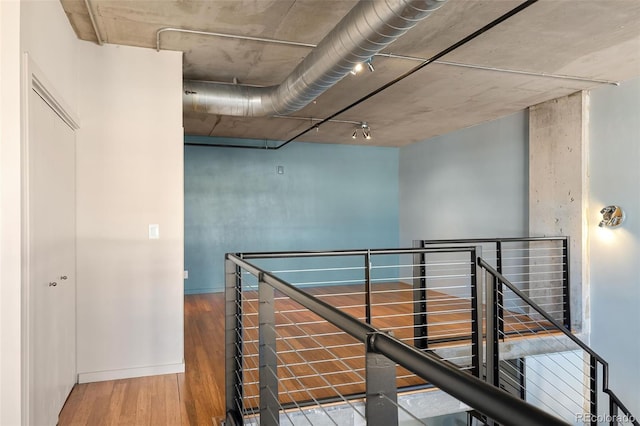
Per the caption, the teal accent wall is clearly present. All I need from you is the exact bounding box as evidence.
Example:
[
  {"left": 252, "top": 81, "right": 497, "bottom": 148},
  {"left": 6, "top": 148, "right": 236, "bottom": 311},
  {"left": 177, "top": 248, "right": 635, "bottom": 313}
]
[{"left": 184, "top": 141, "right": 399, "bottom": 294}]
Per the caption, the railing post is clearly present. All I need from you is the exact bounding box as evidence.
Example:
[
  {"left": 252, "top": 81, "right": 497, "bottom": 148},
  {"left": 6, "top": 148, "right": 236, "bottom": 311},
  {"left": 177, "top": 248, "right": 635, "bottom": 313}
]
[
  {"left": 496, "top": 241, "right": 505, "bottom": 337},
  {"left": 365, "top": 250, "right": 372, "bottom": 324},
  {"left": 225, "top": 256, "right": 244, "bottom": 425},
  {"left": 365, "top": 333, "right": 398, "bottom": 426},
  {"left": 590, "top": 356, "right": 598, "bottom": 426},
  {"left": 562, "top": 237, "right": 571, "bottom": 330},
  {"left": 485, "top": 270, "right": 500, "bottom": 388},
  {"left": 471, "top": 248, "right": 482, "bottom": 378},
  {"left": 517, "top": 358, "right": 527, "bottom": 400},
  {"left": 609, "top": 397, "right": 619, "bottom": 426},
  {"left": 258, "top": 274, "right": 279, "bottom": 426},
  {"left": 413, "top": 241, "right": 428, "bottom": 349}
]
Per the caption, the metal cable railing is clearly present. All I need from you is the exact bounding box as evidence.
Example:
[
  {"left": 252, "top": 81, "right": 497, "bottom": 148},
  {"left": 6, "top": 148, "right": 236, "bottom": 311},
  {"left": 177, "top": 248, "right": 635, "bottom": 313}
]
[
  {"left": 225, "top": 248, "right": 569, "bottom": 426},
  {"left": 478, "top": 258, "right": 639, "bottom": 426},
  {"left": 416, "top": 237, "right": 571, "bottom": 337},
  {"left": 224, "top": 240, "right": 635, "bottom": 425},
  {"left": 248, "top": 247, "right": 482, "bottom": 383}
]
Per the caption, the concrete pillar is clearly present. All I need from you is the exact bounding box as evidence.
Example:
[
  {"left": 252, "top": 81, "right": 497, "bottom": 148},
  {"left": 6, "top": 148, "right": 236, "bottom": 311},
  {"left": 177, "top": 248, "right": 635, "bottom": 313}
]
[{"left": 529, "top": 91, "right": 589, "bottom": 331}]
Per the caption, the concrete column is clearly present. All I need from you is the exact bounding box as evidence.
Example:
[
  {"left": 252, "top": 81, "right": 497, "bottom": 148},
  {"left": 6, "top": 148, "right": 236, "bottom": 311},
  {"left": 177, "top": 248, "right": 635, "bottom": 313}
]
[{"left": 529, "top": 91, "right": 589, "bottom": 331}]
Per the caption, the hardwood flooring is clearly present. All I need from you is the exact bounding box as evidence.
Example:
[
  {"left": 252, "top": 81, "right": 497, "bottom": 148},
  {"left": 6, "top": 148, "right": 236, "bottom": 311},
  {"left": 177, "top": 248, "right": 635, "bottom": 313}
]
[
  {"left": 58, "top": 283, "right": 549, "bottom": 425},
  {"left": 58, "top": 293, "right": 226, "bottom": 426}
]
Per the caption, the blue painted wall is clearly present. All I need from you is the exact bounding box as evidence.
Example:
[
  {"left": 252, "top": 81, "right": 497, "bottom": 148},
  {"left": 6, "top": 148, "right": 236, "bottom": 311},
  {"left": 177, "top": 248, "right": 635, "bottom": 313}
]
[
  {"left": 184, "top": 141, "right": 399, "bottom": 294},
  {"left": 399, "top": 111, "right": 529, "bottom": 244},
  {"left": 589, "top": 77, "right": 640, "bottom": 416}
]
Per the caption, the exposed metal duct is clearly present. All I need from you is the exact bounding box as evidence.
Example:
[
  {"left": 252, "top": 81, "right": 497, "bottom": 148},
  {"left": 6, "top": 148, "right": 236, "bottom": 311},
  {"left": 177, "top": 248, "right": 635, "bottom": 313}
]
[{"left": 183, "top": 0, "right": 448, "bottom": 117}]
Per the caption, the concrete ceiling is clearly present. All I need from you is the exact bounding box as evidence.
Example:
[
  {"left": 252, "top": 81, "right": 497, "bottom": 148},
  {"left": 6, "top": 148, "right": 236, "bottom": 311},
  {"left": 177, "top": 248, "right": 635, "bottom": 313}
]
[{"left": 61, "top": 0, "right": 640, "bottom": 147}]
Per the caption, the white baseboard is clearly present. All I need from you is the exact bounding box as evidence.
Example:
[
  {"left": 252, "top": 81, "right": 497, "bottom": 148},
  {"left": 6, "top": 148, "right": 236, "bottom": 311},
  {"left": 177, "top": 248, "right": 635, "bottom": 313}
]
[{"left": 78, "top": 361, "right": 185, "bottom": 384}]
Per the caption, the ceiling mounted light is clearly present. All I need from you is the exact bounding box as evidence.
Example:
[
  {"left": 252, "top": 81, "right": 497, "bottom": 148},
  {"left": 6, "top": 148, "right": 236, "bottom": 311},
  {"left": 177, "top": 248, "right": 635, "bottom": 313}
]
[
  {"left": 351, "top": 122, "right": 372, "bottom": 141},
  {"left": 350, "top": 63, "right": 364, "bottom": 75},
  {"left": 351, "top": 59, "right": 375, "bottom": 76},
  {"left": 366, "top": 60, "right": 375, "bottom": 73},
  {"left": 362, "top": 125, "right": 371, "bottom": 140}
]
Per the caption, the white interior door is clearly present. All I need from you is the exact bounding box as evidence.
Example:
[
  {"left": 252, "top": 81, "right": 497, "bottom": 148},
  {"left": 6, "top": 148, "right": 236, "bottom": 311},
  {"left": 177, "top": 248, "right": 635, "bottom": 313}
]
[{"left": 28, "top": 88, "right": 77, "bottom": 426}]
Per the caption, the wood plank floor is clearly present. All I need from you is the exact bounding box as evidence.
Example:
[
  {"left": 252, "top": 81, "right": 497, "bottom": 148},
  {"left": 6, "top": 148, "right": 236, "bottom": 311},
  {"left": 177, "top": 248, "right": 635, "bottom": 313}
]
[
  {"left": 59, "top": 293, "right": 226, "bottom": 426},
  {"left": 58, "top": 283, "right": 550, "bottom": 425}
]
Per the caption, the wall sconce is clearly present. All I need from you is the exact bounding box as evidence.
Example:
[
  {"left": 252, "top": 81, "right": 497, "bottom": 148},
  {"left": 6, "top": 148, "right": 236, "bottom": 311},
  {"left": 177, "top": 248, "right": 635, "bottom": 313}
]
[{"left": 599, "top": 205, "right": 625, "bottom": 228}]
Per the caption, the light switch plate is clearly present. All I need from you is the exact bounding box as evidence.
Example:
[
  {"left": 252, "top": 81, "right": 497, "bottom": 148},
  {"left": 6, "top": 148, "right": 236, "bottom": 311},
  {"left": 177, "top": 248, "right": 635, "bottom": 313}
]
[{"left": 149, "top": 224, "right": 160, "bottom": 239}]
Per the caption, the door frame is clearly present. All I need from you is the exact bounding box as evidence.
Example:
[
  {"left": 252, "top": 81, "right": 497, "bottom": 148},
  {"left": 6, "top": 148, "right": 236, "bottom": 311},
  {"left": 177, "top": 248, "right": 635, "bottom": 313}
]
[{"left": 21, "top": 53, "right": 80, "bottom": 425}]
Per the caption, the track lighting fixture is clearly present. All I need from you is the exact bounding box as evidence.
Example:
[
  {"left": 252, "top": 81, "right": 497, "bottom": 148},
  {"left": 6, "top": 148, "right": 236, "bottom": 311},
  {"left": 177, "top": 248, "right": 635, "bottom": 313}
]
[
  {"left": 367, "top": 61, "right": 375, "bottom": 73},
  {"left": 350, "top": 63, "right": 364, "bottom": 75},
  {"left": 351, "top": 122, "right": 372, "bottom": 140},
  {"left": 350, "top": 59, "right": 374, "bottom": 75}
]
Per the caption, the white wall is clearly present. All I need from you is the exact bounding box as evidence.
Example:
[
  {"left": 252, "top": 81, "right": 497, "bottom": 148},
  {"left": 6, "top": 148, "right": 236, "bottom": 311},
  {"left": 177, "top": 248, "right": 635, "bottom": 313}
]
[
  {"left": 3, "top": 4, "right": 184, "bottom": 420},
  {"left": 2, "top": 0, "right": 80, "bottom": 423},
  {"left": 0, "top": 2, "right": 23, "bottom": 424},
  {"left": 399, "top": 111, "right": 529, "bottom": 244},
  {"left": 20, "top": 0, "right": 79, "bottom": 112},
  {"left": 589, "top": 77, "right": 640, "bottom": 416},
  {"left": 75, "top": 42, "right": 184, "bottom": 382}
]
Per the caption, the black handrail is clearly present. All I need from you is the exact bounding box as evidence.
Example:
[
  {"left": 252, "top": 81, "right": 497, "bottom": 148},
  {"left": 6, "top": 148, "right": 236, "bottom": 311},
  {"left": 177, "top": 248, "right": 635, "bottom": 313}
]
[
  {"left": 240, "top": 246, "right": 480, "bottom": 259},
  {"left": 240, "top": 236, "right": 567, "bottom": 258},
  {"left": 419, "top": 236, "right": 569, "bottom": 244},
  {"left": 605, "top": 390, "right": 640, "bottom": 426},
  {"left": 227, "top": 253, "right": 569, "bottom": 426},
  {"left": 478, "top": 257, "right": 639, "bottom": 426}
]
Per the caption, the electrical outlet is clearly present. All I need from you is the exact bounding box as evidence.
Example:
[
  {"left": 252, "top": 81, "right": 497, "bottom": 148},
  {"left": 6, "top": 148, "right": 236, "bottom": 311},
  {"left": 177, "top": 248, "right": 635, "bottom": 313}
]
[{"left": 184, "top": 270, "right": 189, "bottom": 279}]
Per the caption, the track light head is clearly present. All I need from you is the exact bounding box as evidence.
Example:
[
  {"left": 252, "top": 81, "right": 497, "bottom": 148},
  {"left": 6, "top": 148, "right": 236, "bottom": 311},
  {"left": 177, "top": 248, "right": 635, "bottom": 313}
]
[
  {"left": 350, "top": 122, "right": 373, "bottom": 141},
  {"left": 367, "top": 61, "right": 375, "bottom": 73},
  {"left": 350, "top": 62, "right": 364, "bottom": 75},
  {"left": 361, "top": 122, "right": 372, "bottom": 140},
  {"left": 351, "top": 60, "right": 374, "bottom": 75}
]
